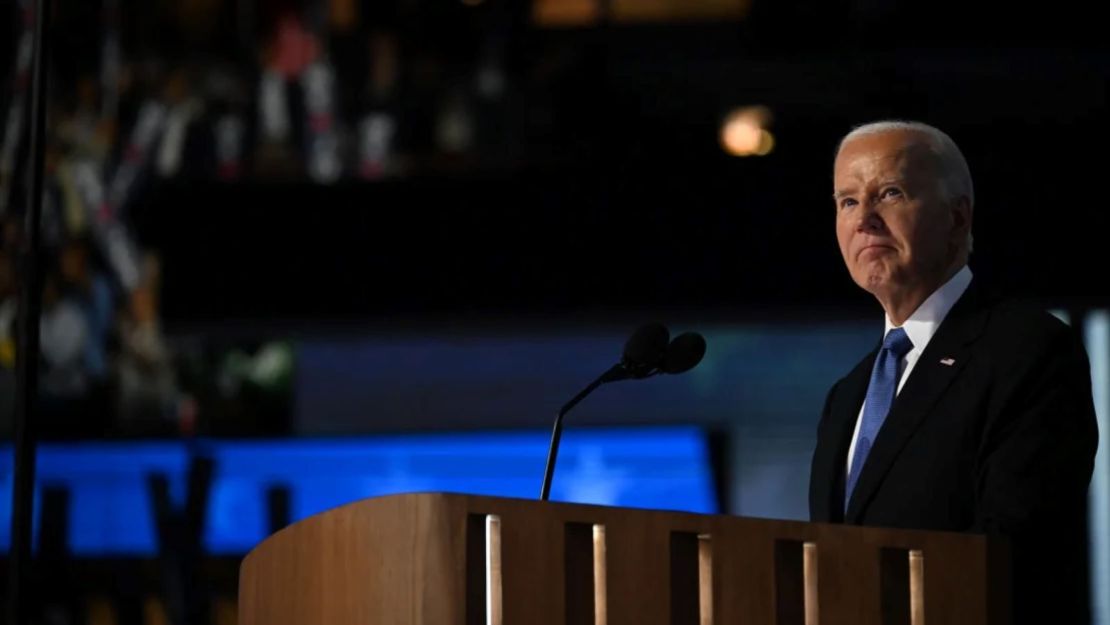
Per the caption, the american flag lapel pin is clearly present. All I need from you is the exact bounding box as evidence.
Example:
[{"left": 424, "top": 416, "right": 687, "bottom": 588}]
[{"left": 939, "top": 357, "right": 956, "bottom": 366}]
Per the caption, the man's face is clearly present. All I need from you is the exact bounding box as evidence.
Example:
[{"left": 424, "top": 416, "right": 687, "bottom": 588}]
[{"left": 833, "top": 130, "right": 966, "bottom": 300}]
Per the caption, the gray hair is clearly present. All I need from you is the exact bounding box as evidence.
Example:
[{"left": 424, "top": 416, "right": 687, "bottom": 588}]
[{"left": 838, "top": 120, "right": 975, "bottom": 251}]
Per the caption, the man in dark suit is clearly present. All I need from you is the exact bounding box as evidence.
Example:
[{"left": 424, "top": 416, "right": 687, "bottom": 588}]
[{"left": 809, "top": 121, "right": 1098, "bottom": 624}]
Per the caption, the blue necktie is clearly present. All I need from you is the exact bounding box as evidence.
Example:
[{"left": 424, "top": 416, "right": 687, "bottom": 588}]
[{"left": 845, "top": 327, "right": 914, "bottom": 512}]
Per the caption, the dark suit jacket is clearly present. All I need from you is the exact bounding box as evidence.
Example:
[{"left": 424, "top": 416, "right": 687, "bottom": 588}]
[{"left": 810, "top": 281, "right": 1098, "bottom": 624}]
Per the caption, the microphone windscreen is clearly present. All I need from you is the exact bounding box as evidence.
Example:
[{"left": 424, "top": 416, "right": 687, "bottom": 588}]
[
  {"left": 622, "top": 323, "right": 670, "bottom": 377},
  {"left": 662, "top": 332, "right": 707, "bottom": 374}
]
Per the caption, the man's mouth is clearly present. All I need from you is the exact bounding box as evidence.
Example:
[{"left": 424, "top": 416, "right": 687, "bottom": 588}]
[{"left": 858, "top": 244, "right": 895, "bottom": 259}]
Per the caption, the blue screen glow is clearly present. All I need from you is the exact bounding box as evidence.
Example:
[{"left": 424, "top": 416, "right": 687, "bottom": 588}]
[{"left": 0, "top": 426, "right": 717, "bottom": 555}]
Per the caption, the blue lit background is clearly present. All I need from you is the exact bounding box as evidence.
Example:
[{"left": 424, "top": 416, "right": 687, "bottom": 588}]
[{"left": 0, "top": 426, "right": 717, "bottom": 555}]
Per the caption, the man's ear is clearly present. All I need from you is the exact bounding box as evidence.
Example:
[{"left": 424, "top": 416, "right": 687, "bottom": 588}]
[{"left": 951, "top": 195, "right": 973, "bottom": 250}]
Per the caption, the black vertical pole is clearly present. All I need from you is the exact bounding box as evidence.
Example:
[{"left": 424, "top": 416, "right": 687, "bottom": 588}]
[{"left": 8, "top": 0, "right": 50, "bottom": 622}]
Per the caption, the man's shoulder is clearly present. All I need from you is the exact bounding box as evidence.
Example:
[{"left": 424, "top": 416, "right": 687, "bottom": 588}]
[
  {"left": 978, "top": 292, "right": 1074, "bottom": 340},
  {"left": 973, "top": 292, "right": 1084, "bottom": 364}
]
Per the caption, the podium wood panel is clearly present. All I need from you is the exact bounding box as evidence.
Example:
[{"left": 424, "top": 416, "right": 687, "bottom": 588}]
[{"left": 240, "top": 493, "right": 1009, "bottom": 625}]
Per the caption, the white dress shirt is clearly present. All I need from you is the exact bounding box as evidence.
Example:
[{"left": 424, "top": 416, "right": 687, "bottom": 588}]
[{"left": 845, "top": 265, "right": 973, "bottom": 475}]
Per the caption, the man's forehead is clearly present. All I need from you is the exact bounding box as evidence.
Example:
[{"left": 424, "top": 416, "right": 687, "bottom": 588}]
[{"left": 834, "top": 134, "right": 934, "bottom": 184}]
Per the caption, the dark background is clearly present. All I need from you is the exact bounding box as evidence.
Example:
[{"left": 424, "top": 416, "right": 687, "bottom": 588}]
[{"left": 101, "top": 0, "right": 1110, "bottom": 322}]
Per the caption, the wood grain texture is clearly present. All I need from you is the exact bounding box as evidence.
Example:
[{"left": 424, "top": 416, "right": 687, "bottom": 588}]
[{"left": 239, "top": 493, "right": 1008, "bottom": 625}]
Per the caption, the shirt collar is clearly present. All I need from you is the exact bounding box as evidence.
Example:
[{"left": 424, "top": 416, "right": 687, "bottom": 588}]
[{"left": 884, "top": 265, "right": 973, "bottom": 353}]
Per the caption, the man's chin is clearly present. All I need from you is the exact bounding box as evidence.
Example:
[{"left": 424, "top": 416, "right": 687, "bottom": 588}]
[{"left": 854, "top": 270, "right": 893, "bottom": 296}]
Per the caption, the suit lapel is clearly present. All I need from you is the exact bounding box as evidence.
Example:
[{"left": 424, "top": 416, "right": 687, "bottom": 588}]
[
  {"left": 811, "top": 349, "right": 875, "bottom": 522},
  {"left": 844, "top": 283, "right": 991, "bottom": 523}
]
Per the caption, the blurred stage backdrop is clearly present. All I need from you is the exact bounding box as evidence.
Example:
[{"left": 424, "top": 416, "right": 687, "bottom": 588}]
[{"left": 0, "top": 0, "right": 1108, "bottom": 623}]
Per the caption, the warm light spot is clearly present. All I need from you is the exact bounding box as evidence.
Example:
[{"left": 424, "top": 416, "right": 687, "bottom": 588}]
[{"left": 720, "top": 106, "right": 774, "bottom": 157}]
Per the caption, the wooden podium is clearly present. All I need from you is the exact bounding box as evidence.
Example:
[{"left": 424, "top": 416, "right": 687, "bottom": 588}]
[{"left": 239, "top": 493, "right": 1010, "bottom": 625}]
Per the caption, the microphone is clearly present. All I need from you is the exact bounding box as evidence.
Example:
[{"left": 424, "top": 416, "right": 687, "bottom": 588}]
[
  {"left": 614, "top": 322, "right": 670, "bottom": 381},
  {"left": 661, "top": 332, "right": 707, "bottom": 374},
  {"left": 539, "top": 324, "right": 707, "bottom": 501}
]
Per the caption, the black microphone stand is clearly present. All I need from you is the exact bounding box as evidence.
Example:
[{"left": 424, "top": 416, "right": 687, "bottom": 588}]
[
  {"left": 539, "top": 363, "right": 631, "bottom": 501},
  {"left": 537, "top": 327, "right": 705, "bottom": 502}
]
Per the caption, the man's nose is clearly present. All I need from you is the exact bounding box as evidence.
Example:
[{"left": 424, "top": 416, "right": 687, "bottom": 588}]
[{"left": 856, "top": 200, "right": 885, "bottom": 233}]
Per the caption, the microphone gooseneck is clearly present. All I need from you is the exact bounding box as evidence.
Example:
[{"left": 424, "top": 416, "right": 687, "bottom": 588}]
[{"left": 539, "top": 324, "right": 708, "bottom": 501}]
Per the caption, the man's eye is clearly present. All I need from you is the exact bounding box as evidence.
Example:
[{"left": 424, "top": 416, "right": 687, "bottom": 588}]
[
  {"left": 881, "top": 188, "right": 903, "bottom": 199},
  {"left": 839, "top": 198, "right": 857, "bottom": 209}
]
